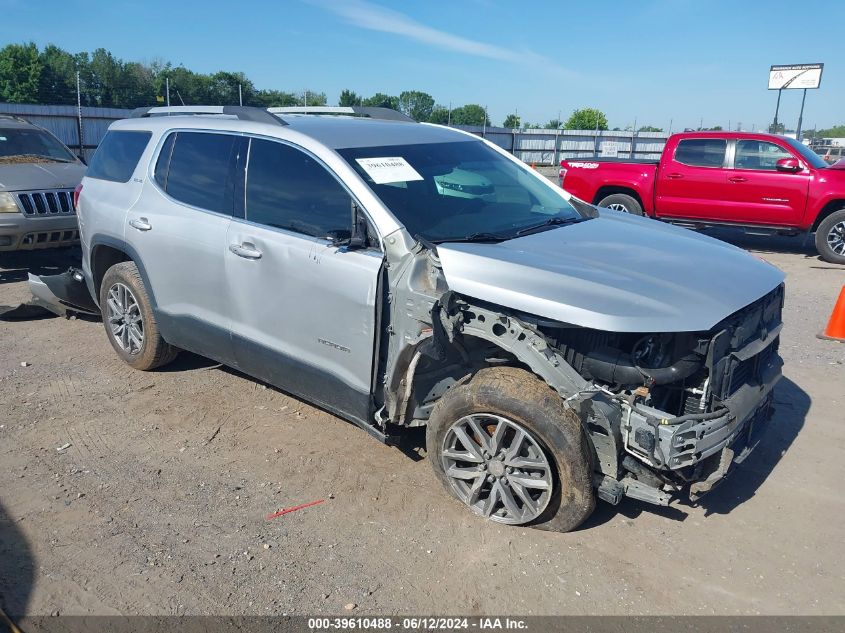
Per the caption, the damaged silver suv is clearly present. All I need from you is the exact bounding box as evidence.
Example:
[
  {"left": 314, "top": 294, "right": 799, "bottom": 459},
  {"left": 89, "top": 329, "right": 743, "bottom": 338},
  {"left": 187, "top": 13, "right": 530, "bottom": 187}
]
[{"left": 74, "top": 106, "right": 785, "bottom": 531}]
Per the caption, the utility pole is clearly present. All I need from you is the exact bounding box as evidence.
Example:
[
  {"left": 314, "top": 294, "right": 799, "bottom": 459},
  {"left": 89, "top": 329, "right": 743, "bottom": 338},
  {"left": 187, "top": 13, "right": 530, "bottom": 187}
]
[
  {"left": 166, "top": 77, "right": 170, "bottom": 107},
  {"left": 448, "top": 101, "right": 452, "bottom": 126},
  {"left": 238, "top": 84, "right": 243, "bottom": 106},
  {"left": 796, "top": 88, "right": 807, "bottom": 140},
  {"left": 75, "top": 70, "right": 84, "bottom": 159}
]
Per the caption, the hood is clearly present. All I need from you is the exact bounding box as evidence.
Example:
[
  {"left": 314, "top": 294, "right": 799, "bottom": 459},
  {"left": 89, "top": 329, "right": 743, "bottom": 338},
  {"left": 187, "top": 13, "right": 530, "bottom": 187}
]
[
  {"left": 0, "top": 162, "right": 86, "bottom": 192},
  {"left": 436, "top": 210, "right": 785, "bottom": 333}
]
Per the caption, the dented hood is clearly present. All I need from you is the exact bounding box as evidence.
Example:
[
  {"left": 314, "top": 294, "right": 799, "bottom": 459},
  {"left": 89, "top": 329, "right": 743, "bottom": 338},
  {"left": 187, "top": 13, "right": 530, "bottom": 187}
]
[{"left": 436, "top": 210, "right": 785, "bottom": 333}]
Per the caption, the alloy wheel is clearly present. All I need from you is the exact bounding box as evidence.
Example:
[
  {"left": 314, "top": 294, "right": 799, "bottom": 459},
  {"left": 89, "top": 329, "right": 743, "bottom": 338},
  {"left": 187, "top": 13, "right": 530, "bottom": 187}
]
[
  {"left": 606, "top": 203, "right": 629, "bottom": 212},
  {"left": 440, "top": 414, "right": 554, "bottom": 525},
  {"left": 827, "top": 221, "right": 845, "bottom": 255},
  {"left": 106, "top": 282, "right": 144, "bottom": 354}
]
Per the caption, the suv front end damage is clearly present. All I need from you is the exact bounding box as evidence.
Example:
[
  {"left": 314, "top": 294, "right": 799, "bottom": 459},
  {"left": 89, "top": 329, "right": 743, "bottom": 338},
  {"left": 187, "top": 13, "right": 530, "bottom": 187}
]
[{"left": 377, "top": 232, "right": 784, "bottom": 509}]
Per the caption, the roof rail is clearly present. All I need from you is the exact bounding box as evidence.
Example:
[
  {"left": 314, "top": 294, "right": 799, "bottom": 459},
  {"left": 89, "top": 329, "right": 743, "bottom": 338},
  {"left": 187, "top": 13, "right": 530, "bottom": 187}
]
[
  {"left": 267, "top": 106, "right": 415, "bottom": 123},
  {"left": 130, "top": 105, "right": 286, "bottom": 126}
]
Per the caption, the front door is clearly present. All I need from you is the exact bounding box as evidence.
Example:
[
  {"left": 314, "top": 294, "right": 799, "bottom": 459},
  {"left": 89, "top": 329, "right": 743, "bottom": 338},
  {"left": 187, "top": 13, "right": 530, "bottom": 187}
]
[
  {"left": 655, "top": 137, "right": 730, "bottom": 221},
  {"left": 225, "top": 137, "right": 382, "bottom": 424},
  {"left": 720, "top": 139, "right": 810, "bottom": 225}
]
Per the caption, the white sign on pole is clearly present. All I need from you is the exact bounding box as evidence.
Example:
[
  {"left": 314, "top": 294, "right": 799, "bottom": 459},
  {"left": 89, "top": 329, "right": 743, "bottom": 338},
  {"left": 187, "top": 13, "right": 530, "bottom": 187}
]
[{"left": 768, "top": 64, "right": 824, "bottom": 90}]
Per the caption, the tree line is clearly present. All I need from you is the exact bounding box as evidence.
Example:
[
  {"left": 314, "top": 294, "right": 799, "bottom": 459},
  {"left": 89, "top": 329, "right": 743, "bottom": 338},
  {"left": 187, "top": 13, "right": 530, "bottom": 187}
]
[{"left": 1, "top": 42, "right": 656, "bottom": 130}]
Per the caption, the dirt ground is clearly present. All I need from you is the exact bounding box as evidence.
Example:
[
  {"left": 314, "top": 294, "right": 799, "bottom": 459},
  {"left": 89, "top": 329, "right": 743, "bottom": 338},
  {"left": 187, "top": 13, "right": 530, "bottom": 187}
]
[{"left": 1, "top": 227, "right": 843, "bottom": 617}]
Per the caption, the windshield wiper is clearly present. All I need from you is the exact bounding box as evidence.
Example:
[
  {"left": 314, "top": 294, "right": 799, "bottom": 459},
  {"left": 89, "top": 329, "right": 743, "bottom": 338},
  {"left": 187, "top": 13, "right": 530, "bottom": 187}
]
[
  {"left": 434, "top": 231, "right": 509, "bottom": 244},
  {"left": 515, "top": 216, "right": 585, "bottom": 237}
]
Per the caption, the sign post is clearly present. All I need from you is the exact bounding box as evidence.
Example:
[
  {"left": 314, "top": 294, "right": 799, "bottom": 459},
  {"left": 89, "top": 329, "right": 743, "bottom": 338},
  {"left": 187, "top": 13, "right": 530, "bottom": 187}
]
[{"left": 768, "top": 63, "right": 823, "bottom": 136}]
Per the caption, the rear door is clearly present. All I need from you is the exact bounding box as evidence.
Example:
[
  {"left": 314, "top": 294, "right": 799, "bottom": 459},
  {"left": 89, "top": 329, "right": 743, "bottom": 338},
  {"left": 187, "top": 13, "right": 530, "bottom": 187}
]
[
  {"left": 720, "top": 139, "right": 810, "bottom": 225},
  {"left": 225, "top": 137, "right": 382, "bottom": 424},
  {"left": 126, "top": 130, "right": 241, "bottom": 364},
  {"left": 655, "top": 137, "right": 730, "bottom": 220}
]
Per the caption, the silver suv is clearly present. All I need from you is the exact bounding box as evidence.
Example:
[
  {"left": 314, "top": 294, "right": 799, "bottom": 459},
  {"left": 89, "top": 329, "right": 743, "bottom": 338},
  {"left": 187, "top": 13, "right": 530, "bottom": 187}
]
[
  {"left": 0, "top": 115, "right": 85, "bottom": 251},
  {"left": 77, "top": 106, "right": 785, "bottom": 531}
]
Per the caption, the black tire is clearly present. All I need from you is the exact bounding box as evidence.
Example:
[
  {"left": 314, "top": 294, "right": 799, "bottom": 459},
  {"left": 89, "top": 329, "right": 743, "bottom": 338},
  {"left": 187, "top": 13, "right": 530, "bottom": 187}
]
[
  {"left": 426, "top": 367, "right": 595, "bottom": 532},
  {"left": 815, "top": 209, "right": 845, "bottom": 265},
  {"left": 597, "top": 193, "right": 644, "bottom": 216},
  {"left": 99, "top": 261, "right": 178, "bottom": 370}
]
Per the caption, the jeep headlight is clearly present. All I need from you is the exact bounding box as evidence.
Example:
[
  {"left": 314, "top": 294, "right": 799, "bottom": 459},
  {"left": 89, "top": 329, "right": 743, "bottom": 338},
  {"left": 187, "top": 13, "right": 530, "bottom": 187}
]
[{"left": 0, "top": 192, "right": 20, "bottom": 214}]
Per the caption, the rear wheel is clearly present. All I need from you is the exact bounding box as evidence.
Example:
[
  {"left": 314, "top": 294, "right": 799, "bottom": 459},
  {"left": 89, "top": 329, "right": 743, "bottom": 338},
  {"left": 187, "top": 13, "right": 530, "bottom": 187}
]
[
  {"left": 597, "top": 193, "right": 644, "bottom": 216},
  {"left": 426, "top": 367, "right": 595, "bottom": 531},
  {"left": 100, "top": 261, "right": 178, "bottom": 370},
  {"left": 815, "top": 209, "right": 845, "bottom": 265}
]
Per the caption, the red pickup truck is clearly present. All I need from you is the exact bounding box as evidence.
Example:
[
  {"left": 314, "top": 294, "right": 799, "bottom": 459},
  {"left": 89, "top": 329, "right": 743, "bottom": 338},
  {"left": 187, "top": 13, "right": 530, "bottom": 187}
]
[{"left": 559, "top": 131, "right": 845, "bottom": 264}]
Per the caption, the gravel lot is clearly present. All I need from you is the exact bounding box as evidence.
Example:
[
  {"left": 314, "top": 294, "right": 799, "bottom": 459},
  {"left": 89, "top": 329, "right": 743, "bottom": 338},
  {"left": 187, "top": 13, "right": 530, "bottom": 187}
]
[{"left": 1, "top": 226, "right": 843, "bottom": 617}]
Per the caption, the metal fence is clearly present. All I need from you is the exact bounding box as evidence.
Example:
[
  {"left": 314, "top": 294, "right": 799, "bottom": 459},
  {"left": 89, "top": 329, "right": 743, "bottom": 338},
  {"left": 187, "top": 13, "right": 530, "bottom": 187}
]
[{"left": 0, "top": 103, "right": 670, "bottom": 165}]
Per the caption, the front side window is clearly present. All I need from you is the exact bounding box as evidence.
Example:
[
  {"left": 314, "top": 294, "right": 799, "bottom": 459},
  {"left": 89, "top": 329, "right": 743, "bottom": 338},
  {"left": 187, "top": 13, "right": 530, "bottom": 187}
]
[
  {"left": 86, "top": 130, "right": 151, "bottom": 182},
  {"left": 674, "top": 138, "right": 727, "bottom": 168},
  {"left": 163, "top": 132, "right": 237, "bottom": 214},
  {"left": 734, "top": 140, "right": 792, "bottom": 170},
  {"left": 245, "top": 139, "right": 351, "bottom": 239},
  {"left": 337, "top": 140, "right": 581, "bottom": 243}
]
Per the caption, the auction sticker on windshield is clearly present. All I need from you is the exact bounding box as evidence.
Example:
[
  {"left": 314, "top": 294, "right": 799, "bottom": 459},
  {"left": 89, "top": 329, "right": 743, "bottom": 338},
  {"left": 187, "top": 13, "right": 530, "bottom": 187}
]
[{"left": 355, "top": 157, "right": 423, "bottom": 184}]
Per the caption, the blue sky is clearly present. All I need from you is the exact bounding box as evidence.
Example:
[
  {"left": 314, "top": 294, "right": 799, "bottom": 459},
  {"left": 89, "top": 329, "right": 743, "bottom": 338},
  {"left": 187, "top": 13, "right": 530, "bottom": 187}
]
[{"left": 4, "top": 0, "right": 843, "bottom": 130}]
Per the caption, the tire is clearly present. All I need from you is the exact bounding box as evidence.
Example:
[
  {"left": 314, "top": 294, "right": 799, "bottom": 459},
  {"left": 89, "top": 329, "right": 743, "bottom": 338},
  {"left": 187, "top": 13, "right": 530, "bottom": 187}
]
[
  {"left": 99, "top": 261, "right": 178, "bottom": 370},
  {"left": 815, "top": 209, "right": 845, "bottom": 265},
  {"left": 426, "top": 367, "right": 595, "bottom": 531},
  {"left": 597, "top": 193, "right": 644, "bottom": 216}
]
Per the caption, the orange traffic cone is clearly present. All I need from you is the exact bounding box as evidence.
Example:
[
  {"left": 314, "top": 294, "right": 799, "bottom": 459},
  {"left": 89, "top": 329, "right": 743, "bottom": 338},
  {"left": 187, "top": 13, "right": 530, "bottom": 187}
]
[
  {"left": 819, "top": 285, "right": 845, "bottom": 342},
  {"left": 531, "top": 162, "right": 536, "bottom": 170}
]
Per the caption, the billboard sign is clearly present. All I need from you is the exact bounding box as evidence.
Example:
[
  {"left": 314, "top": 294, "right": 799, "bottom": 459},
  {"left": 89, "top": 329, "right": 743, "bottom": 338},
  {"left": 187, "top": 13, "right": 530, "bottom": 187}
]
[{"left": 768, "top": 64, "right": 824, "bottom": 90}]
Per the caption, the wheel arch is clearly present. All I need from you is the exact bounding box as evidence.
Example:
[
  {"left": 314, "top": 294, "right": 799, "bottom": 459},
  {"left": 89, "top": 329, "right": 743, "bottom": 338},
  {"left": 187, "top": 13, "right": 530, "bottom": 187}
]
[
  {"left": 811, "top": 199, "right": 845, "bottom": 232},
  {"left": 593, "top": 185, "right": 645, "bottom": 212},
  {"left": 89, "top": 236, "right": 157, "bottom": 308}
]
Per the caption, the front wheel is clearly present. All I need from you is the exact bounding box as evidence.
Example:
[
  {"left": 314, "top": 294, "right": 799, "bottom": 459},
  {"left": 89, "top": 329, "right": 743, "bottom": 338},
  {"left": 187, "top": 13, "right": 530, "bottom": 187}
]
[
  {"left": 815, "top": 209, "right": 845, "bottom": 265},
  {"left": 597, "top": 193, "right": 644, "bottom": 216},
  {"left": 426, "top": 367, "right": 595, "bottom": 531}
]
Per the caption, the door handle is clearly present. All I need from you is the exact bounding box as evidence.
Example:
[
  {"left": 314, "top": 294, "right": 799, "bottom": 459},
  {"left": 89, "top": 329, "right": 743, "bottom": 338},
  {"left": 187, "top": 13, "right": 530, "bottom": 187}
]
[
  {"left": 229, "top": 243, "right": 262, "bottom": 260},
  {"left": 129, "top": 217, "right": 152, "bottom": 231},
  {"left": 728, "top": 176, "right": 748, "bottom": 183},
  {"left": 666, "top": 173, "right": 684, "bottom": 179}
]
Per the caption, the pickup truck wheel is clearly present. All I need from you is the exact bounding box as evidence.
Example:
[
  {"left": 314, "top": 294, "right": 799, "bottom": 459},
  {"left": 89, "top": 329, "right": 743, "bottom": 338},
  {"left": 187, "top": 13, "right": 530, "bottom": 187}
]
[
  {"left": 426, "top": 367, "right": 595, "bottom": 531},
  {"left": 815, "top": 209, "right": 845, "bottom": 264},
  {"left": 597, "top": 193, "right": 644, "bottom": 216},
  {"left": 99, "top": 262, "right": 178, "bottom": 370}
]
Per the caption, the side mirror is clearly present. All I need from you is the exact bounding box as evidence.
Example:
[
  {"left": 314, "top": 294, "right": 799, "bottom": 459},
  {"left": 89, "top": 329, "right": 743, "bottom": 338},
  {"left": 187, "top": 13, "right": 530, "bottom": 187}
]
[
  {"left": 775, "top": 157, "right": 801, "bottom": 173},
  {"left": 327, "top": 229, "right": 352, "bottom": 247}
]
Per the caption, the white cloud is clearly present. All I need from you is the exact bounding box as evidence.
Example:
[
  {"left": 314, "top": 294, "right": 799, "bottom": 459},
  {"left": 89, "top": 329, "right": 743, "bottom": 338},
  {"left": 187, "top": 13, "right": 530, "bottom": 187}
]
[{"left": 307, "top": 0, "right": 572, "bottom": 75}]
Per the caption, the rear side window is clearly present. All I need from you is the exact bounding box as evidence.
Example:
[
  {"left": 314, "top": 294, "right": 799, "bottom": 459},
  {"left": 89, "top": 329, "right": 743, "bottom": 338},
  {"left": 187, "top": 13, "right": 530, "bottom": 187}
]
[
  {"left": 86, "top": 130, "right": 151, "bottom": 182},
  {"left": 674, "top": 138, "right": 726, "bottom": 168},
  {"left": 158, "top": 132, "right": 237, "bottom": 214},
  {"left": 245, "top": 139, "right": 351, "bottom": 239},
  {"left": 734, "top": 140, "right": 791, "bottom": 170}
]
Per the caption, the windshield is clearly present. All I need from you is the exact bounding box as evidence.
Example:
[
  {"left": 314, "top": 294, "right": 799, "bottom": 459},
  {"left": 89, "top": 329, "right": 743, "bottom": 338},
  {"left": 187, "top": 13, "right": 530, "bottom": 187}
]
[
  {"left": 783, "top": 137, "right": 828, "bottom": 169},
  {"left": 338, "top": 141, "right": 583, "bottom": 242},
  {"left": 0, "top": 127, "right": 77, "bottom": 163}
]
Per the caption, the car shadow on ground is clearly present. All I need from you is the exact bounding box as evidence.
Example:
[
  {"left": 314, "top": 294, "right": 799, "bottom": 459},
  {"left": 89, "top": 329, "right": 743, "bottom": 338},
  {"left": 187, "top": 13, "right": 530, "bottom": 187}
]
[
  {"left": 0, "top": 499, "right": 35, "bottom": 619},
  {"left": 0, "top": 247, "right": 82, "bottom": 286},
  {"left": 702, "top": 227, "right": 845, "bottom": 270},
  {"left": 580, "top": 376, "right": 809, "bottom": 529}
]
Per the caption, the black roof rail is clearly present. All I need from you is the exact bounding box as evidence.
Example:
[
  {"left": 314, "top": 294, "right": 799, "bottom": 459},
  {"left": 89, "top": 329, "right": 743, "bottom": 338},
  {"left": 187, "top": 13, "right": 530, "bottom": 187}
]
[
  {"left": 267, "top": 106, "right": 415, "bottom": 123},
  {"left": 130, "top": 105, "right": 287, "bottom": 126}
]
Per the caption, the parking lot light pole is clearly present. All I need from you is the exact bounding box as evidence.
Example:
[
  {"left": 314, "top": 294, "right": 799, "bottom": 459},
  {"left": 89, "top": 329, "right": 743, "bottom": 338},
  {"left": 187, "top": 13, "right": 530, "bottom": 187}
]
[{"left": 772, "top": 88, "right": 782, "bottom": 132}]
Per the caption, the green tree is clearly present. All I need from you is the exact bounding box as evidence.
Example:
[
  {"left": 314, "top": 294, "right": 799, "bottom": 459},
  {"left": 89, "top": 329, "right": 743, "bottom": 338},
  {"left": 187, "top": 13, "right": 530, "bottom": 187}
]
[
  {"left": 564, "top": 107, "right": 608, "bottom": 131},
  {"left": 37, "top": 44, "right": 77, "bottom": 105},
  {"left": 300, "top": 90, "right": 327, "bottom": 106},
  {"left": 428, "top": 105, "right": 450, "bottom": 124},
  {"left": 638, "top": 125, "right": 663, "bottom": 132},
  {"left": 362, "top": 92, "right": 399, "bottom": 110},
  {"left": 338, "top": 89, "right": 361, "bottom": 107},
  {"left": 0, "top": 42, "right": 42, "bottom": 103},
  {"left": 805, "top": 124, "right": 845, "bottom": 139},
  {"left": 503, "top": 113, "right": 521, "bottom": 128},
  {"left": 544, "top": 119, "right": 562, "bottom": 129},
  {"left": 450, "top": 104, "right": 489, "bottom": 126},
  {"left": 398, "top": 90, "right": 435, "bottom": 121}
]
